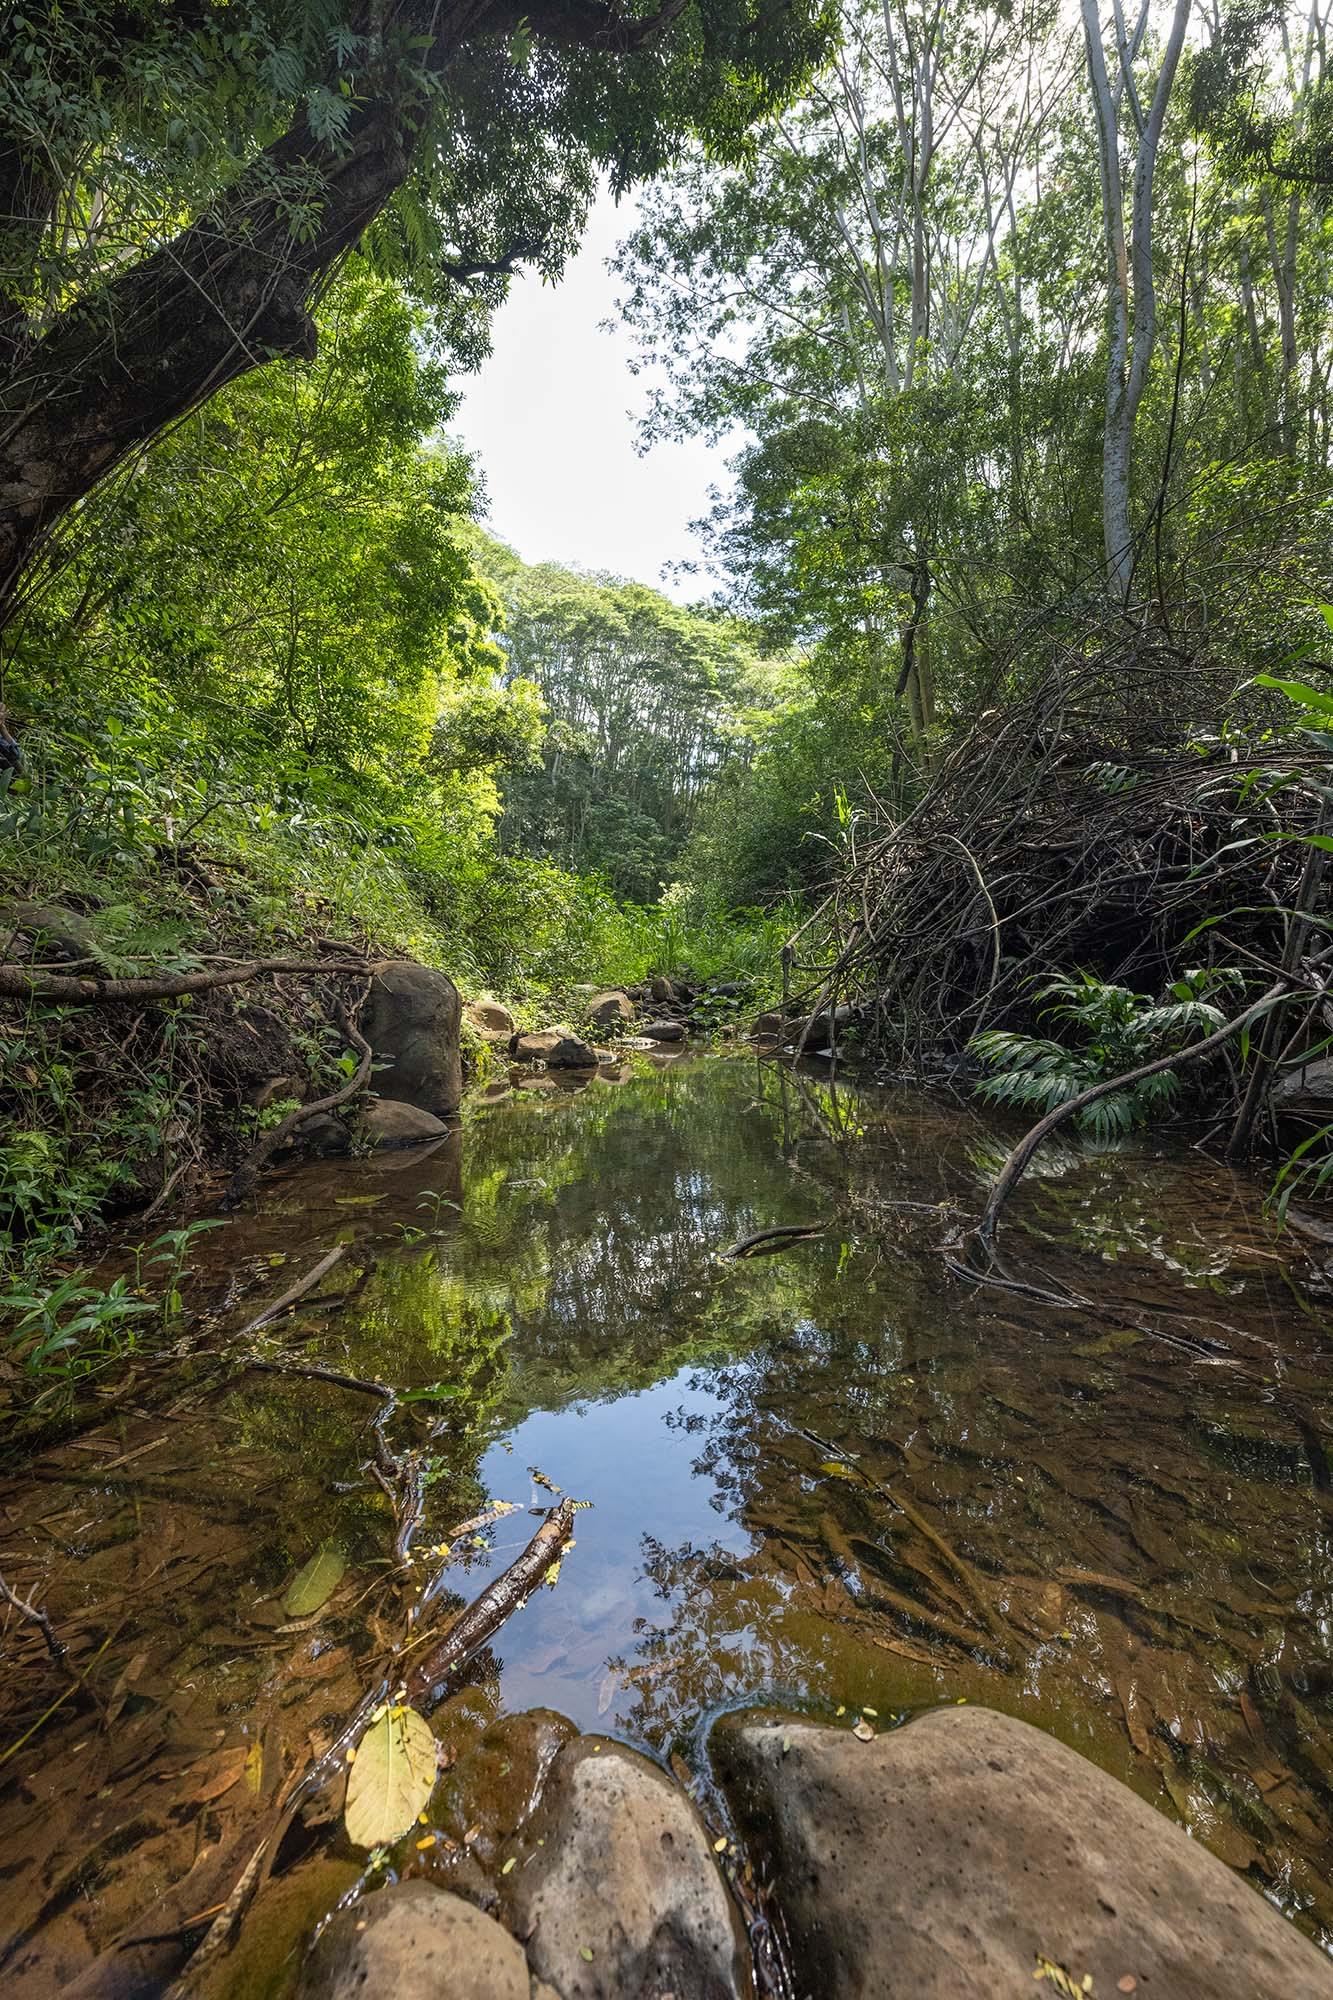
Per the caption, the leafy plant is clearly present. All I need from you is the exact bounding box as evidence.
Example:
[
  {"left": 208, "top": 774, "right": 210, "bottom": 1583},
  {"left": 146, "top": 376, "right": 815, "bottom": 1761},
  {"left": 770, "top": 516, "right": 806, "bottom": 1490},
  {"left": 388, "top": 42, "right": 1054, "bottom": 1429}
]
[{"left": 970, "top": 972, "right": 1229, "bottom": 1144}]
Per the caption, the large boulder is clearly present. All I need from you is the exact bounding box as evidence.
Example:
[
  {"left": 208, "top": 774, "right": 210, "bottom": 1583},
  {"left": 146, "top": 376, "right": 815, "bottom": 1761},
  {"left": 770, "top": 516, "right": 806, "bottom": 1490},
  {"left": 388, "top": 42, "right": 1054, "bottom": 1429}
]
[
  {"left": 360, "top": 1098, "right": 450, "bottom": 1148},
  {"left": 465, "top": 998, "right": 516, "bottom": 1041},
  {"left": 361, "top": 963, "right": 462, "bottom": 1118},
  {"left": 501, "top": 1735, "right": 752, "bottom": 2000},
  {"left": 584, "top": 989, "right": 636, "bottom": 1030},
  {"left": 509, "top": 1029, "right": 599, "bottom": 1069},
  {"left": 296, "top": 1881, "right": 554, "bottom": 2000},
  {"left": 712, "top": 1706, "right": 1332, "bottom": 2000}
]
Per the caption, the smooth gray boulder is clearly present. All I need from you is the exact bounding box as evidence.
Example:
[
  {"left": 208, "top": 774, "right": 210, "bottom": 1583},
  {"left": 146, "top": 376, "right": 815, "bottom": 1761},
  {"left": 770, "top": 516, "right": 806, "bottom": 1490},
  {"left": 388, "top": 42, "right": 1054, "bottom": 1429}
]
[
  {"left": 501, "top": 1735, "right": 752, "bottom": 2000},
  {"left": 360, "top": 1097, "right": 450, "bottom": 1147},
  {"left": 362, "top": 962, "right": 462, "bottom": 1118},
  {"left": 296, "top": 1881, "right": 552, "bottom": 2000},
  {"left": 712, "top": 1705, "right": 1333, "bottom": 2000}
]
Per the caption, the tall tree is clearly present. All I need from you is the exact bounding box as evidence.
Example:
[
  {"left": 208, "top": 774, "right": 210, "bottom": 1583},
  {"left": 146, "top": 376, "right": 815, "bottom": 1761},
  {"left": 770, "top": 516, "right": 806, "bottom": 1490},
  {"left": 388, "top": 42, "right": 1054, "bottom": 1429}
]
[
  {"left": 0, "top": 0, "right": 830, "bottom": 629},
  {"left": 1080, "top": 0, "right": 1193, "bottom": 597}
]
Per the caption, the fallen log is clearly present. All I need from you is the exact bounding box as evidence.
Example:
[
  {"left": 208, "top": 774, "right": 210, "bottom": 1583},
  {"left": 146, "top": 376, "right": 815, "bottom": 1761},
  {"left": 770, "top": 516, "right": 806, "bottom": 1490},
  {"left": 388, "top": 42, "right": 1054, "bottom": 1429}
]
[{"left": 0, "top": 954, "right": 386, "bottom": 1006}]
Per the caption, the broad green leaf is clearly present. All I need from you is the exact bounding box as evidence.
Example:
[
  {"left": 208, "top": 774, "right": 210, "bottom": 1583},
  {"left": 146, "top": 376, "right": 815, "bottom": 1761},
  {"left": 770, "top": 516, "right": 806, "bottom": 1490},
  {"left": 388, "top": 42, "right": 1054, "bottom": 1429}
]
[
  {"left": 283, "top": 1544, "right": 346, "bottom": 1616},
  {"left": 1254, "top": 673, "right": 1333, "bottom": 717},
  {"left": 344, "top": 1704, "right": 438, "bottom": 1848}
]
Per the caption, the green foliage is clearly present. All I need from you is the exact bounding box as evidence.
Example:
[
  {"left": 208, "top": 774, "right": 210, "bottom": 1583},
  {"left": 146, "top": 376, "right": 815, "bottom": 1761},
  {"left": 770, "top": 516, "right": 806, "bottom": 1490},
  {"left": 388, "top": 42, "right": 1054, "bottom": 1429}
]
[
  {"left": 467, "top": 533, "right": 783, "bottom": 902},
  {"left": 971, "top": 973, "right": 1228, "bottom": 1144}
]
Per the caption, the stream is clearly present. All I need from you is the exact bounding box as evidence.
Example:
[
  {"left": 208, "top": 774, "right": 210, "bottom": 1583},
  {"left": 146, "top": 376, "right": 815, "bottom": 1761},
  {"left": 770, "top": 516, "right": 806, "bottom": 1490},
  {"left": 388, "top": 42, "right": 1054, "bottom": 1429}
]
[{"left": 3, "top": 1050, "right": 1333, "bottom": 1993}]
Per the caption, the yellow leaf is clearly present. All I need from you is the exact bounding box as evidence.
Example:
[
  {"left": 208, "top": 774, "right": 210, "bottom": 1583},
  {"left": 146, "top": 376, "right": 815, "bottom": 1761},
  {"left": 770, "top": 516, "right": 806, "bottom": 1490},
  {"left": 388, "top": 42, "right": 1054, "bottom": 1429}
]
[
  {"left": 502, "top": 1856, "right": 517, "bottom": 1874},
  {"left": 344, "top": 1704, "right": 439, "bottom": 1849},
  {"left": 243, "top": 1740, "right": 264, "bottom": 1794}
]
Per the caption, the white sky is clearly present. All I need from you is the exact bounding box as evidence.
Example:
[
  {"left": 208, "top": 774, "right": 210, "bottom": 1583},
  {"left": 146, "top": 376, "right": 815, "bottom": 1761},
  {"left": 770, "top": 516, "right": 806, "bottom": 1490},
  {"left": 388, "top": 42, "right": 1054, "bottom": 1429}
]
[{"left": 453, "top": 187, "right": 724, "bottom": 599}]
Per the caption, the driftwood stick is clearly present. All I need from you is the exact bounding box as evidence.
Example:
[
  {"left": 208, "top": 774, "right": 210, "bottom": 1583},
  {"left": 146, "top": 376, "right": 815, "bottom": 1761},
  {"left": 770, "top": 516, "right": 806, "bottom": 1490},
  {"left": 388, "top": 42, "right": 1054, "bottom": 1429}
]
[
  {"left": 0, "top": 956, "right": 386, "bottom": 1006},
  {"left": 721, "top": 1222, "right": 826, "bottom": 1259},
  {"left": 406, "top": 1497, "right": 575, "bottom": 1705},
  {"left": 235, "top": 1245, "right": 348, "bottom": 1336}
]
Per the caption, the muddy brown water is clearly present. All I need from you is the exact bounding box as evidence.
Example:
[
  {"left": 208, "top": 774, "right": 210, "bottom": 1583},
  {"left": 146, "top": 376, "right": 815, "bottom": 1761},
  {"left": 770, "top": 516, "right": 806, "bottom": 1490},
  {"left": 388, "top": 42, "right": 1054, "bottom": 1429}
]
[{"left": 3, "top": 1051, "right": 1333, "bottom": 1994}]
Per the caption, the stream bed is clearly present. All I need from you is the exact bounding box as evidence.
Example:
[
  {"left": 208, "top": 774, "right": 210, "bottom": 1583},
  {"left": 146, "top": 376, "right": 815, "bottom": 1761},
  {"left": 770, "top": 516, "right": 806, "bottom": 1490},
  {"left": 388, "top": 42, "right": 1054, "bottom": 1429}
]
[{"left": 3, "top": 1051, "right": 1333, "bottom": 1992}]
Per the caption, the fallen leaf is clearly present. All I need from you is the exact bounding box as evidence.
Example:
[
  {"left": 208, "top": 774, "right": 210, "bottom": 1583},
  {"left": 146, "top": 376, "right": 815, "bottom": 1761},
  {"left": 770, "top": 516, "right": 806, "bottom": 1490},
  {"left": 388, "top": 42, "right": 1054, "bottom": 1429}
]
[
  {"left": 597, "top": 1670, "right": 619, "bottom": 1716},
  {"left": 580, "top": 1947, "right": 594, "bottom": 1962},
  {"left": 344, "top": 1705, "right": 438, "bottom": 1849},
  {"left": 853, "top": 1719, "right": 875, "bottom": 1743},
  {"left": 1239, "top": 1689, "right": 1264, "bottom": 1742},
  {"left": 243, "top": 1740, "right": 263, "bottom": 1794},
  {"left": 713, "top": 1836, "right": 728, "bottom": 1852},
  {"left": 283, "top": 1545, "right": 346, "bottom": 1618},
  {"left": 188, "top": 1745, "right": 248, "bottom": 1803},
  {"left": 502, "top": 1856, "right": 517, "bottom": 1874}
]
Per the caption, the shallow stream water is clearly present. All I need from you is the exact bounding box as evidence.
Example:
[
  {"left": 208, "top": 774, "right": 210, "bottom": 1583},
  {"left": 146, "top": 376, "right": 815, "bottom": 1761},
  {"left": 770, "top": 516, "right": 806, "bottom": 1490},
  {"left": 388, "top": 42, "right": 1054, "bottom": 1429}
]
[{"left": 3, "top": 1052, "right": 1333, "bottom": 1992}]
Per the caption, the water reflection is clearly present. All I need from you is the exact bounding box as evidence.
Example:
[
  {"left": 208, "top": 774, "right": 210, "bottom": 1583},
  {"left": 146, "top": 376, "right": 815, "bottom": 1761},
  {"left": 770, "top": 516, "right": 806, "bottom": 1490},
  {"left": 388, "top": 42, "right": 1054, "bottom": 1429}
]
[{"left": 2, "top": 1052, "right": 1332, "bottom": 1992}]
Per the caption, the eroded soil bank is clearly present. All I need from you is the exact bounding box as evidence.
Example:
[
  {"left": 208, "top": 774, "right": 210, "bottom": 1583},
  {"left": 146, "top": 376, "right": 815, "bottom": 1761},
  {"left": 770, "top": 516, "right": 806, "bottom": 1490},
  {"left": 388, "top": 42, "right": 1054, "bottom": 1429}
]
[{"left": 3, "top": 1053, "right": 1333, "bottom": 1993}]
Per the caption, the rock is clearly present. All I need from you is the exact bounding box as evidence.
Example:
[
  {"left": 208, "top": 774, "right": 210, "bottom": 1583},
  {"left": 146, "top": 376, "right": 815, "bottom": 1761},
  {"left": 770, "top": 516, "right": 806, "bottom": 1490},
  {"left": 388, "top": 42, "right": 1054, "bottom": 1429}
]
[
  {"left": 293, "top": 1113, "right": 351, "bottom": 1156},
  {"left": 649, "top": 974, "right": 677, "bottom": 1003},
  {"left": 709, "top": 981, "right": 747, "bottom": 998},
  {"left": 1272, "top": 1056, "right": 1333, "bottom": 1114},
  {"left": 584, "top": 988, "right": 636, "bottom": 1030},
  {"left": 712, "top": 1705, "right": 1331, "bottom": 2000},
  {"left": 639, "top": 1019, "right": 688, "bottom": 1043},
  {"left": 362, "top": 962, "right": 462, "bottom": 1118},
  {"left": 296, "top": 1881, "right": 548, "bottom": 2000},
  {"left": 502, "top": 1735, "right": 750, "bottom": 2000},
  {"left": 783, "top": 1004, "right": 855, "bottom": 1047},
  {"left": 751, "top": 1010, "right": 783, "bottom": 1039},
  {"left": 509, "top": 1029, "right": 599, "bottom": 1068},
  {"left": 433, "top": 1707, "right": 577, "bottom": 1870},
  {"left": 1, "top": 899, "right": 98, "bottom": 962},
  {"left": 465, "top": 998, "right": 516, "bottom": 1040},
  {"left": 361, "top": 1098, "right": 450, "bottom": 1147}
]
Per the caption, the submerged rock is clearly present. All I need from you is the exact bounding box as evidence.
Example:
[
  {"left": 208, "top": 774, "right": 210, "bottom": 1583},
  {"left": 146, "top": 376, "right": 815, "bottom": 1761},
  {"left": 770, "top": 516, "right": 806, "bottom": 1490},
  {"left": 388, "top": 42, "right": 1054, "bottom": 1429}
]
[
  {"left": 501, "top": 1735, "right": 751, "bottom": 1999},
  {"left": 509, "top": 1029, "right": 599, "bottom": 1068},
  {"left": 296, "top": 1881, "right": 553, "bottom": 2000},
  {"left": 712, "top": 1705, "right": 1332, "bottom": 1999},
  {"left": 360, "top": 1098, "right": 451, "bottom": 1147},
  {"left": 362, "top": 961, "right": 462, "bottom": 1118},
  {"left": 751, "top": 1010, "right": 783, "bottom": 1040}
]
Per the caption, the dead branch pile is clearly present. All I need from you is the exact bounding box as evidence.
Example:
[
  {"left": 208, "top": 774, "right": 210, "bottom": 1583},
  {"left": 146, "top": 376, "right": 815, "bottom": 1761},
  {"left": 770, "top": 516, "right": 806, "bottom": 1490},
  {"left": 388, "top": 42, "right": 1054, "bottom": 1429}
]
[{"left": 787, "top": 661, "right": 1328, "bottom": 1070}]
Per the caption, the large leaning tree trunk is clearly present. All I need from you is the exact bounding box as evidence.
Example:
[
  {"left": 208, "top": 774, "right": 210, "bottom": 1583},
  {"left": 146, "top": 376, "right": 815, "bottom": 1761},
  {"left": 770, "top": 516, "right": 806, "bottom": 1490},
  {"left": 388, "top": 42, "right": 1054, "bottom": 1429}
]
[
  {"left": 0, "top": 0, "right": 808, "bottom": 637},
  {"left": 1080, "top": 0, "right": 1192, "bottom": 601}
]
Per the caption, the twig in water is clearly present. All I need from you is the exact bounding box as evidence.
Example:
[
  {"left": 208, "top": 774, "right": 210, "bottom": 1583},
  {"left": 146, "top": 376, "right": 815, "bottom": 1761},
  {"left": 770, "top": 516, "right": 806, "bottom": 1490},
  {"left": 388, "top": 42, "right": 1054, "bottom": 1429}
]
[
  {"left": 0, "top": 1569, "right": 67, "bottom": 1668},
  {"left": 235, "top": 1244, "right": 347, "bottom": 1336}
]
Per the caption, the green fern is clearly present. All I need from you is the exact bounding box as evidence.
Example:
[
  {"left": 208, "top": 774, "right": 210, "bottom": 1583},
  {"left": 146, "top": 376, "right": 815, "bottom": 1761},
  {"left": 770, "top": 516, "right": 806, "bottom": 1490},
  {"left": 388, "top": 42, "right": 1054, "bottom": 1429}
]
[{"left": 970, "top": 970, "right": 1228, "bottom": 1142}]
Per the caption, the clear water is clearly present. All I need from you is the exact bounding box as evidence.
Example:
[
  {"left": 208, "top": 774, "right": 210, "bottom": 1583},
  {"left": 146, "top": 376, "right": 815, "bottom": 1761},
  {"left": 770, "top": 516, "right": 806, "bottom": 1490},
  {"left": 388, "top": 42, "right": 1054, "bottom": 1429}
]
[{"left": 3, "top": 1052, "right": 1332, "bottom": 1993}]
